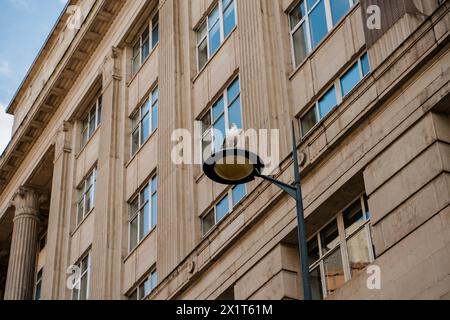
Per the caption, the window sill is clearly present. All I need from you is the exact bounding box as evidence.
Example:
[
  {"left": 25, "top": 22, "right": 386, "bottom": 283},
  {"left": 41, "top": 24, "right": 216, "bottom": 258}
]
[
  {"left": 288, "top": 3, "right": 360, "bottom": 81},
  {"left": 127, "top": 43, "right": 159, "bottom": 87},
  {"left": 125, "top": 128, "right": 158, "bottom": 169},
  {"left": 123, "top": 226, "right": 157, "bottom": 263},
  {"left": 70, "top": 208, "right": 95, "bottom": 238},
  {"left": 192, "top": 26, "right": 237, "bottom": 84},
  {"left": 75, "top": 126, "right": 101, "bottom": 160}
]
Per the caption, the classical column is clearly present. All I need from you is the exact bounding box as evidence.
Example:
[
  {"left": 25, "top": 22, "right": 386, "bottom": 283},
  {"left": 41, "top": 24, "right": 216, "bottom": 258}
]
[{"left": 4, "top": 187, "right": 46, "bottom": 300}]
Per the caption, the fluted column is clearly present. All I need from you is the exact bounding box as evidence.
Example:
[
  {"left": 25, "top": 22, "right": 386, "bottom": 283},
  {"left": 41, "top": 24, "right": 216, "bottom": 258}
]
[{"left": 4, "top": 187, "right": 45, "bottom": 300}]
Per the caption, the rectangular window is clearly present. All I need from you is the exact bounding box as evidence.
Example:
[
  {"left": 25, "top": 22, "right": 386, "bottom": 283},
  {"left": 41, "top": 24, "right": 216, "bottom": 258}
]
[
  {"left": 81, "top": 95, "right": 102, "bottom": 147},
  {"left": 129, "top": 176, "right": 158, "bottom": 251},
  {"left": 71, "top": 252, "right": 91, "bottom": 300},
  {"left": 34, "top": 269, "right": 43, "bottom": 300},
  {"left": 201, "top": 184, "right": 246, "bottom": 236},
  {"left": 132, "top": 11, "right": 159, "bottom": 77},
  {"left": 300, "top": 52, "right": 370, "bottom": 137},
  {"left": 201, "top": 77, "right": 242, "bottom": 159},
  {"left": 307, "top": 194, "right": 374, "bottom": 299},
  {"left": 196, "top": 0, "right": 237, "bottom": 70},
  {"left": 76, "top": 168, "right": 97, "bottom": 226},
  {"left": 128, "top": 269, "right": 157, "bottom": 300},
  {"left": 289, "top": 0, "right": 358, "bottom": 67},
  {"left": 131, "top": 87, "right": 158, "bottom": 156}
]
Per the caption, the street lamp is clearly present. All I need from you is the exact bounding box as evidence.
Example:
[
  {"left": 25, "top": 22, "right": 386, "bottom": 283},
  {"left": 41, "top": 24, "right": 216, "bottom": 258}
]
[{"left": 202, "top": 123, "right": 312, "bottom": 300}]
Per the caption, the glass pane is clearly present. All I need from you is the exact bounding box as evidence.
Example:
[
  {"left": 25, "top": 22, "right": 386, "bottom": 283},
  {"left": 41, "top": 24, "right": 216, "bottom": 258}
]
[
  {"left": 223, "top": 2, "right": 236, "bottom": 38},
  {"left": 361, "top": 52, "right": 371, "bottom": 76},
  {"left": 222, "top": 0, "right": 233, "bottom": 9},
  {"left": 151, "top": 176, "right": 158, "bottom": 194},
  {"left": 307, "top": 0, "right": 319, "bottom": 9},
  {"left": 35, "top": 282, "right": 41, "bottom": 300},
  {"left": 300, "top": 106, "right": 318, "bottom": 136},
  {"left": 212, "top": 97, "right": 225, "bottom": 121},
  {"left": 307, "top": 236, "right": 320, "bottom": 266},
  {"left": 80, "top": 274, "right": 88, "bottom": 300},
  {"left": 132, "top": 129, "right": 140, "bottom": 155},
  {"left": 142, "top": 38, "right": 150, "bottom": 61},
  {"left": 152, "top": 22, "right": 159, "bottom": 48},
  {"left": 202, "top": 210, "right": 215, "bottom": 235},
  {"left": 85, "top": 187, "right": 92, "bottom": 212},
  {"left": 77, "top": 198, "right": 84, "bottom": 224},
  {"left": 323, "top": 248, "right": 345, "bottom": 295},
  {"left": 141, "top": 114, "right": 150, "bottom": 144},
  {"left": 216, "top": 196, "right": 230, "bottom": 222},
  {"left": 320, "top": 219, "right": 340, "bottom": 253},
  {"left": 81, "top": 127, "right": 88, "bottom": 147},
  {"left": 151, "top": 194, "right": 157, "bottom": 228},
  {"left": 330, "top": 0, "right": 351, "bottom": 26},
  {"left": 202, "top": 130, "right": 212, "bottom": 159},
  {"left": 81, "top": 256, "right": 89, "bottom": 273},
  {"left": 72, "top": 285, "right": 79, "bottom": 300},
  {"left": 340, "top": 62, "right": 361, "bottom": 97},
  {"left": 343, "top": 199, "right": 364, "bottom": 236},
  {"left": 232, "top": 184, "right": 246, "bottom": 207},
  {"left": 151, "top": 271, "right": 157, "bottom": 290},
  {"left": 130, "top": 198, "right": 139, "bottom": 217},
  {"left": 152, "top": 87, "right": 159, "bottom": 102},
  {"left": 129, "top": 290, "right": 138, "bottom": 300},
  {"left": 130, "top": 217, "right": 138, "bottom": 250},
  {"left": 197, "top": 21, "right": 207, "bottom": 42},
  {"left": 212, "top": 115, "right": 225, "bottom": 153},
  {"left": 364, "top": 195, "right": 371, "bottom": 220},
  {"left": 89, "top": 113, "right": 96, "bottom": 137},
  {"left": 143, "top": 278, "right": 151, "bottom": 297},
  {"left": 152, "top": 104, "right": 158, "bottom": 132},
  {"left": 201, "top": 111, "right": 211, "bottom": 133},
  {"left": 310, "top": 267, "right": 324, "bottom": 300},
  {"left": 142, "top": 185, "right": 150, "bottom": 203},
  {"left": 142, "top": 99, "right": 150, "bottom": 116},
  {"left": 97, "top": 102, "right": 102, "bottom": 126},
  {"left": 142, "top": 203, "right": 150, "bottom": 237},
  {"left": 209, "top": 20, "right": 221, "bottom": 56},
  {"left": 227, "top": 78, "right": 240, "bottom": 102},
  {"left": 309, "top": 0, "right": 328, "bottom": 48},
  {"left": 318, "top": 86, "right": 337, "bottom": 119},
  {"left": 347, "top": 228, "right": 371, "bottom": 277},
  {"left": 198, "top": 38, "right": 208, "bottom": 70},
  {"left": 292, "top": 22, "right": 309, "bottom": 66},
  {"left": 228, "top": 97, "right": 242, "bottom": 129},
  {"left": 209, "top": 5, "right": 220, "bottom": 25},
  {"left": 289, "top": 1, "right": 306, "bottom": 29}
]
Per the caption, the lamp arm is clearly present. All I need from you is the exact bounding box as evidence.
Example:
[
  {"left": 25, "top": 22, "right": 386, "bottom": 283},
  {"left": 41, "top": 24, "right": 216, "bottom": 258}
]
[{"left": 255, "top": 173, "right": 297, "bottom": 200}]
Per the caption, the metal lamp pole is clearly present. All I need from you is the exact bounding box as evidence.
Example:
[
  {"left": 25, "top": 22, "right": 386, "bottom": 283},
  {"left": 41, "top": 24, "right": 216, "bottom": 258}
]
[{"left": 255, "top": 123, "right": 312, "bottom": 300}]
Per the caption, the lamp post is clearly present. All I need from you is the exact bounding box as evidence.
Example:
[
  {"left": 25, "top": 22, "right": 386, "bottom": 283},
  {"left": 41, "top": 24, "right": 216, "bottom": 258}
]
[{"left": 202, "top": 123, "right": 312, "bottom": 300}]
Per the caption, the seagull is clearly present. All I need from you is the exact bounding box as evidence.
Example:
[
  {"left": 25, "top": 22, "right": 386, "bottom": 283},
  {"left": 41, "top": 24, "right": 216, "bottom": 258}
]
[{"left": 224, "top": 123, "right": 242, "bottom": 148}]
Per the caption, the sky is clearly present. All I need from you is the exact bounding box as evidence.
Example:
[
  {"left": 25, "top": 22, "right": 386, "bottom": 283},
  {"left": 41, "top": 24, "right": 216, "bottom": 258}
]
[{"left": 0, "top": 0, "right": 68, "bottom": 154}]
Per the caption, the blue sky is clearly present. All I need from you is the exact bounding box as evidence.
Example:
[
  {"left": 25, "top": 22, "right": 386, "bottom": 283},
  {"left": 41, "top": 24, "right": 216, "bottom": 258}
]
[{"left": 0, "top": 0, "right": 68, "bottom": 154}]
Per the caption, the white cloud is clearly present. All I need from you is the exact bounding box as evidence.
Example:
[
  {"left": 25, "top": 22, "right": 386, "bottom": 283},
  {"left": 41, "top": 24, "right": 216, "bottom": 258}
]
[{"left": 0, "top": 102, "right": 14, "bottom": 155}]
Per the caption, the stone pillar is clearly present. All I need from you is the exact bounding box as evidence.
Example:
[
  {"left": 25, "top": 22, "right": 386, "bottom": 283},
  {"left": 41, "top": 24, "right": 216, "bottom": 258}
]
[
  {"left": 4, "top": 187, "right": 46, "bottom": 300},
  {"left": 41, "top": 122, "right": 73, "bottom": 300},
  {"left": 90, "top": 47, "right": 123, "bottom": 299}
]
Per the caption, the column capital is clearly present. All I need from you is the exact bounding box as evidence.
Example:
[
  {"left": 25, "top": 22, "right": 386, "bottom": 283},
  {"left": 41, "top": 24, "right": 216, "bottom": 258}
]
[
  {"left": 10, "top": 187, "right": 47, "bottom": 219},
  {"left": 101, "top": 46, "right": 122, "bottom": 87}
]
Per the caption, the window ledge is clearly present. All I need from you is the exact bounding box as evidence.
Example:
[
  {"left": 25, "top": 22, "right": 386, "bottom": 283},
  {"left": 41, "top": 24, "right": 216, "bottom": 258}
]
[
  {"left": 192, "top": 26, "right": 237, "bottom": 84},
  {"left": 123, "top": 226, "right": 157, "bottom": 263},
  {"left": 289, "top": 3, "right": 360, "bottom": 81}
]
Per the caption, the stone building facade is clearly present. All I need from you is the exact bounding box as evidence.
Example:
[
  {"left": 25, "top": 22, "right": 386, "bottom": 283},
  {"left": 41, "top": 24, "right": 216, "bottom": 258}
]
[{"left": 0, "top": 0, "right": 449, "bottom": 300}]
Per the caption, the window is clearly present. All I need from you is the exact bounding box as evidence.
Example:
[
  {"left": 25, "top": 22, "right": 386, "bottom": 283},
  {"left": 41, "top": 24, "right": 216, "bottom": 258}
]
[
  {"left": 77, "top": 168, "right": 97, "bottom": 226},
  {"left": 131, "top": 87, "right": 158, "bottom": 156},
  {"left": 128, "top": 270, "right": 157, "bottom": 300},
  {"left": 202, "top": 184, "right": 246, "bottom": 236},
  {"left": 196, "top": 0, "right": 237, "bottom": 70},
  {"left": 289, "top": 0, "right": 359, "bottom": 67},
  {"left": 72, "top": 252, "right": 91, "bottom": 300},
  {"left": 34, "top": 269, "right": 43, "bottom": 300},
  {"left": 300, "top": 52, "right": 370, "bottom": 136},
  {"left": 308, "top": 194, "right": 374, "bottom": 299},
  {"left": 132, "top": 11, "right": 159, "bottom": 76},
  {"left": 200, "top": 77, "right": 242, "bottom": 159},
  {"left": 81, "top": 95, "right": 102, "bottom": 147},
  {"left": 129, "top": 176, "right": 158, "bottom": 251}
]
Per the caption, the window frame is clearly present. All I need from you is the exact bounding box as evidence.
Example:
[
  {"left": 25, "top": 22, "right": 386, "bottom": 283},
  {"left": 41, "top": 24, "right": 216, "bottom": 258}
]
[
  {"left": 128, "top": 269, "right": 157, "bottom": 300},
  {"left": 131, "top": 10, "right": 160, "bottom": 77},
  {"left": 289, "top": 0, "right": 358, "bottom": 68},
  {"left": 299, "top": 51, "right": 370, "bottom": 137},
  {"left": 307, "top": 194, "right": 374, "bottom": 299},
  {"left": 200, "top": 76, "right": 242, "bottom": 161},
  {"left": 196, "top": 0, "right": 238, "bottom": 71},
  {"left": 201, "top": 184, "right": 247, "bottom": 237},
  {"left": 130, "top": 86, "right": 159, "bottom": 157},
  {"left": 81, "top": 94, "right": 102, "bottom": 148},
  {"left": 128, "top": 175, "right": 158, "bottom": 252},
  {"left": 71, "top": 252, "right": 91, "bottom": 301},
  {"left": 76, "top": 167, "right": 97, "bottom": 227}
]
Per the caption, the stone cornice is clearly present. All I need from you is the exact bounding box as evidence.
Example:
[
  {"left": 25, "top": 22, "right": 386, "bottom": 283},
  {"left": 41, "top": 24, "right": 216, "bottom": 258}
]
[{"left": 0, "top": 0, "right": 125, "bottom": 194}]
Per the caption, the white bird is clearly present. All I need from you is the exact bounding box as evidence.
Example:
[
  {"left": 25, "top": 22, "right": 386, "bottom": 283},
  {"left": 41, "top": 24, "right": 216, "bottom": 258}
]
[{"left": 224, "top": 123, "right": 242, "bottom": 148}]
